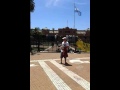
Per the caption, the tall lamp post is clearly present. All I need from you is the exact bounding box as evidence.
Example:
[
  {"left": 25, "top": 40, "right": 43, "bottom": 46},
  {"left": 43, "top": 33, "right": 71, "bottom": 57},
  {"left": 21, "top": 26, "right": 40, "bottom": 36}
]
[
  {"left": 55, "top": 34, "right": 57, "bottom": 51},
  {"left": 55, "top": 34, "right": 57, "bottom": 43}
]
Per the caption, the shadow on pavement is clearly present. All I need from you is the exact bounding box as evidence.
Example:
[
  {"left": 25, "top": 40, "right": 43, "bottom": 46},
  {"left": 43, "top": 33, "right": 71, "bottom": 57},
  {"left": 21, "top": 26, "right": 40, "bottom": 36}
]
[{"left": 64, "top": 63, "right": 72, "bottom": 66}]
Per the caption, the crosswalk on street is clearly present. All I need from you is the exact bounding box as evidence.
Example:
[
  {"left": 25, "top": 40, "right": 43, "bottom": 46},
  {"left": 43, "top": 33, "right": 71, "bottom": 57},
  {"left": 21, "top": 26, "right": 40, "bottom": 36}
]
[{"left": 30, "top": 57, "right": 90, "bottom": 90}]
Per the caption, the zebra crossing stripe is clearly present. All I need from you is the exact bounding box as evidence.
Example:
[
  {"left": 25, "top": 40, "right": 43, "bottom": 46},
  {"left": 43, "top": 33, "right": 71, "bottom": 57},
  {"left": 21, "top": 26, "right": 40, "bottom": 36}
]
[
  {"left": 50, "top": 61, "right": 90, "bottom": 90},
  {"left": 30, "top": 57, "right": 90, "bottom": 62},
  {"left": 38, "top": 61, "right": 72, "bottom": 90}
]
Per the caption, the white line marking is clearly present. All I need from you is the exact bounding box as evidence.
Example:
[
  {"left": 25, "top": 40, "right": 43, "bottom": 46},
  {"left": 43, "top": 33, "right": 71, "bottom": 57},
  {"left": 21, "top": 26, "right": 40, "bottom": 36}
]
[
  {"left": 30, "top": 64, "right": 38, "bottom": 67},
  {"left": 69, "top": 60, "right": 90, "bottom": 63},
  {"left": 30, "top": 57, "right": 90, "bottom": 62},
  {"left": 69, "top": 60, "right": 81, "bottom": 63},
  {"left": 73, "top": 57, "right": 90, "bottom": 60},
  {"left": 81, "top": 61, "right": 90, "bottom": 63},
  {"left": 50, "top": 61, "right": 90, "bottom": 90},
  {"left": 30, "top": 60, "right": 38, "bottom": 62},
  {"left": 38, "top": 61, "right": 72, "bottom": 90},
  {"left": 30, "top": 59, "right": 60, "bottom": 62}
]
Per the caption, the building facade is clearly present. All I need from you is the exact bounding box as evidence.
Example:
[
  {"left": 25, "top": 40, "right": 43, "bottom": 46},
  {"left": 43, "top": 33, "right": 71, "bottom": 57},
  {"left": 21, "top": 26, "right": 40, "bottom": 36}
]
[{"left": 31, "top": 27, "right": 90, "bottom": 43}]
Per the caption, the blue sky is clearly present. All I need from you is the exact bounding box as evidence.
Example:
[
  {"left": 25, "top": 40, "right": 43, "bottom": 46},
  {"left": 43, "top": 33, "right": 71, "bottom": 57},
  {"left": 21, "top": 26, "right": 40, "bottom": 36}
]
[{"left": 31, "top": 0, "right": 90, "bottom": 30}]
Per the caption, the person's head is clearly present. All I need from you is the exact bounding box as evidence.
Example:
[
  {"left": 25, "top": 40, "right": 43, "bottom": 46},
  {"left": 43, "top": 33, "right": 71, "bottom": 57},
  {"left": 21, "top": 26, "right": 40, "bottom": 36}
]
[{"left": 62, "top": 37, "right": 67, "bottom": 42}]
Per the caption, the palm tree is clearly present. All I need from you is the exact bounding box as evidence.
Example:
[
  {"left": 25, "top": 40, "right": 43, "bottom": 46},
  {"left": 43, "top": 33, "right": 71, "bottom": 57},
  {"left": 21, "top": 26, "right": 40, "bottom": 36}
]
[
  {"left": 30, "top": 0, "right": 35, "bottom": 54},
  {"left": 30, "top": 0, "right": 35, "bottom": 12}
]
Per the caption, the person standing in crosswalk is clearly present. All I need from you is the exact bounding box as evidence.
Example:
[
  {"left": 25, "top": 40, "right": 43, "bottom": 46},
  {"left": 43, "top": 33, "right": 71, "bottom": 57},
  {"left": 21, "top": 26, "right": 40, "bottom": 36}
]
[{"left": 60, "top": 37, "right": 69, "bottom": 64}]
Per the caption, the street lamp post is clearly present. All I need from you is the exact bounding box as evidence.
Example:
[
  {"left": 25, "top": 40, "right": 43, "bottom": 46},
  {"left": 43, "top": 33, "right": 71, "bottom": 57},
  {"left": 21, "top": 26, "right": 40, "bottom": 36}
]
[
  {"left": 55, "top": 34, "right": 57, "bottom": 43},
  {"left": 55, "top": 34, "right": 58, "bottom": 50}
]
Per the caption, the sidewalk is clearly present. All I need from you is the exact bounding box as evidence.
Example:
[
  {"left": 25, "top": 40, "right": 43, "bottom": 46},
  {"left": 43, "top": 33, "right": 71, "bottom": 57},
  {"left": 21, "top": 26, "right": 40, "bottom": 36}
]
[
  {"left": 30, "top": 52, "right": 90, "bottom": 90},
  {"left": 30, "top": 52, "right": 90, "bottom": 60}
]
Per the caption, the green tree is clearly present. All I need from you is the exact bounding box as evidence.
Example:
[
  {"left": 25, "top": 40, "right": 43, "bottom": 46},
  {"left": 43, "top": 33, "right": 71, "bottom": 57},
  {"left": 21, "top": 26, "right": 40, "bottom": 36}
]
[
  {"left": 30, "top": 29, "right": 34, "bottom": 36},
  {"left": 34, "top": 28, "right": 42, "bottom": 52}
]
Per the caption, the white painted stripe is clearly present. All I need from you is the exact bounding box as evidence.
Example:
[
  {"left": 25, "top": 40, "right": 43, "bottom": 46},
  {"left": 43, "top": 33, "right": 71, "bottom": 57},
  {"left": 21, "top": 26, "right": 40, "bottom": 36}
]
[
  {"left": 30, "top": 60, "right": 38, "bottom": 62},
  {"left": 30, "top": 64, "right": 38, "bottom": 67},
  {"left": 30, "top": 57, "right": 90, "bottom": 62},
  {"left": 73, "top": 57, "right": 90, "bottom": 59},
  {"left": 81, "top": 61, "right": 90, "bottom": 63},
  {"left": 38, "top": 61, "right": 72, "bottom": 90},
  {"left": 30, "top": 59, "right": 60, "bottom": 62},
  {"left": 69, "top": 60, "right": 90, "bottom": 64},
  {"left": 50, "top": 61, "right": 90, "bottom": 90}
]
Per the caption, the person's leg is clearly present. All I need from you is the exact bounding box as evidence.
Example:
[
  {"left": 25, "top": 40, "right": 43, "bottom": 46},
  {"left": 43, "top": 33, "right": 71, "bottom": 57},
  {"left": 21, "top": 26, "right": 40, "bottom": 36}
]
[
  {"left": 64, "top": 57, "right": 67, "bottom": 64},
  {"left": 60, "top": 58, "right": 62, "bottom": 64},
  {"left": 65, "top": 53, "right": 68, "bottom": 64},
  {"left": 60, "top": 52, "right": 63, "bottom": 64}
]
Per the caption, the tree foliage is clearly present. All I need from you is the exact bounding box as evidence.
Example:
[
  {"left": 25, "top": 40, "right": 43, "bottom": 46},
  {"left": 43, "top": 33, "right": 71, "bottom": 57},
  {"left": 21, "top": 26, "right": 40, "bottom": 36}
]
[{"left": 30, "top": 0, "right": 35, "bottom": 12}]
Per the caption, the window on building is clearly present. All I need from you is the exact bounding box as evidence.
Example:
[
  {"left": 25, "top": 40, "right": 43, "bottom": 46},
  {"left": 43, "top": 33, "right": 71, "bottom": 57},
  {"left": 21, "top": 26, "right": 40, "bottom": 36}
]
[
  {"left": 59, "top": 31, "right": 62, "bottom": 33},
  {"left": 49, "top": 31, "right": 53, "bottom": 33},
  {"left": 65, "top": 31, "right": 70, "bottom": 33},
  {"left": 54, "top": 31, "right": 58, "bottom": 33}
]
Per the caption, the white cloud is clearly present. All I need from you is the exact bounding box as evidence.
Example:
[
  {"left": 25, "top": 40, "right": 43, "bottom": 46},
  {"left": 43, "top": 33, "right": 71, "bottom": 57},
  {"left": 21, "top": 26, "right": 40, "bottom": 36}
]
[
  {"left": 45, "top": 0, "right": 87, "bottom": 8},
  {"left": 53, "top": 0, "right": 60, "bottom": 6},
  {"left": 45, "top": 0, "right": 60, "bottom": 7},
  {"left": 45, "top": 0, "right": 53, "bottom": 7}
]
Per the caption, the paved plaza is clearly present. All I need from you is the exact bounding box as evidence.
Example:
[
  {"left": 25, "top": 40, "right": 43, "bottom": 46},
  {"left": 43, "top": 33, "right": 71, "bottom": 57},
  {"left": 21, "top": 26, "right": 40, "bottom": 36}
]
[{"left": 30, "top": 52, "right": 90, "bottom": 90}]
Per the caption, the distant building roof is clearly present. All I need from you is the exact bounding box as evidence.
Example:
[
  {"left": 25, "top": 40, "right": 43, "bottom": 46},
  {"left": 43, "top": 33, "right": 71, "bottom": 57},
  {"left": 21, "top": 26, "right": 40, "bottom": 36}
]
[
  {"left": 58, "top": 27, "right": 77, "bottom": 30},
  {"left": 77, "top": 30, "right": 86, "bottom": 32}
]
